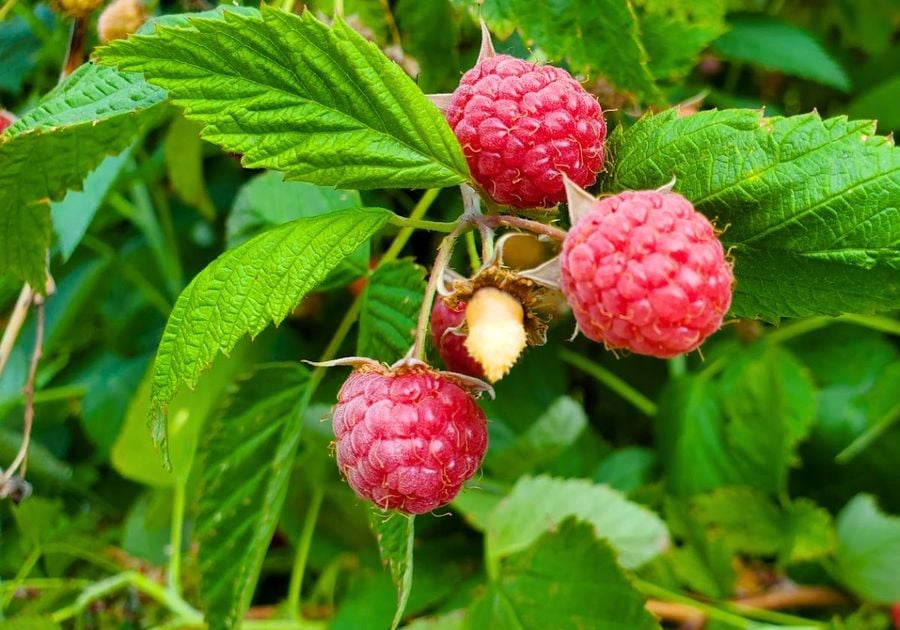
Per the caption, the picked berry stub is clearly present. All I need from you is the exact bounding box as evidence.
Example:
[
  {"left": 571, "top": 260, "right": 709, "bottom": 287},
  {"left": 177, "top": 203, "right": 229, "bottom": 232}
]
[
  {"left": 446, "top": 54, "right": 606, "bottom": 210},
  {"left": 332, "top": 364, "right": 488, "bottom": 515},
  {"left": 431, "top": 298, "right": 486, "bottom": 379},
  {"left": 560, "top": 189, "right": 734, "bottom": 357}
]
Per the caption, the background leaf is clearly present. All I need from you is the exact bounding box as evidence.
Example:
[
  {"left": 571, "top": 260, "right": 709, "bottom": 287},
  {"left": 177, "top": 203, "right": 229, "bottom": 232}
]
[
  {"left": 486, "top": 475, "right": 669, "bottom": 571},
  {"left": 357, "top": 259, "right": 426, "bottom": 363},
  {"left": 712, "top": 13, "right": 851, "bottom": 91},
  {"left": 606, "top": 109, "right": 900, "bottom": 320},
  {"left": 469, "top": 519, "right": 660, "bottom": 630},
  {"left": 149, "top": 207, "right": 391, "bottom": 465},
  {"left": 97, "top": 8, "right": 469, "bottom": 190},
  {"left": 834, "top": 494, "right": 900, "bottom": 603},
  {"left": 194, "top": 363, "right": 309, "bottom": 629}
]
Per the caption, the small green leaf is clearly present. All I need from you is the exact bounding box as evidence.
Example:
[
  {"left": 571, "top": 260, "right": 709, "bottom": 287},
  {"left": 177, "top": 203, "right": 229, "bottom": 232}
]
[
  {"left": 357, "top": 259, "right": 426, "bottom": 362},
  {"left": 194, "top": 363, "right": 309, "bottom": 629},
  {"left": 368, "top": 510, "right": 416, "bottom": 630},
  {"left": 469, "top": 519, "right": 660, "bottom": 630},
  {"left": 97, "top": 7, "right": 469, "bottom": 189},
  {"left": 835, "top": 494, "right": 900, "bottom": 603},
  {"left": 486, "top": 396, "right": 587, "bottom": 479},
  {"left": 0, "top": 63, "right": 165, "bottom": 287},
  {"left": 692, "top": 487, "right": 786, "bottom": 555},
  {"left": 487, "top": 475, "right": 669, "bottom": 571},
  {"left": 51, "top": 148, "right": 133, "bottom": 262},
  {"left": 606, "top": 109, "right": 900, "bottom": 320},
  {"left": 478, "top": 0, "right": 662, "bottom": 103},
  {"left": 848, "top": 76, "right": 900, "bottom": 133},
  {"left": 165, "top": 115, "right": 215, "bottom": 219},
  {"left": 712, "top": 13, "right": 850, "bottom": 91},
  {"left": 593, "top": 447, "right": 657, "bottom": 494},
  {"left": 784, "top": 499, "right": 836, "bottom": 564},
  {"left": 150, "top": 207, "right": 391, "bottom": 466}
]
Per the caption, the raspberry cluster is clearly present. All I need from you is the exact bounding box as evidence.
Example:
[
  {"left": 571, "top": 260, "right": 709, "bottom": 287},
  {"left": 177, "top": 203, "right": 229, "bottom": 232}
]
[
  {"left": 560, "top": 190, "right": 733, "bottom": 358},
  {"left": 332, "top": 366, "right": 488, "bottom": 514},
  {"left": 446, "top": 54, "right": 606, "bottom": 209}
]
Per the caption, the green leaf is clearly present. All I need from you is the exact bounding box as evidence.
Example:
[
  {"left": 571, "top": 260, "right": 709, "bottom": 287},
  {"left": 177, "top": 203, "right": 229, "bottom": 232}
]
[
  {"left": 51, "top": 147, "right": 133, "bottom": 262},
  {"left": 606, "top": 109, "right": 900, "bottom": 320},
  {"left": 0, "top": 63, "right": 165, "bottom": 287},
  {"left": 368, "top": 511, "right": 416, "bottom": 630},
  {"left": 0, "top": 6, "right": 54, "bottom": 96},
  {"left": 712, "top": 13, "right": 850, "bottom": 91},
  {"left": 479, "top": 0, "right": 662, "bottom": 103},
  {"left": 97, "top": 8, "right": 469, "bottom": 189},
  {"left": 357, "top": 259, "right": 425, "bottom": 362},
  {"left": 848, "top": 76, "right": 900, "bottom": 133},
  {"left": 486, "top": 396, "right": 587, "bottom": 479},
  {"left": 394, "top": 0, "right": 460, "bottom": 93},
  {"left": 113, "top": 339, "right": 259, "bottom": 486},
  {"left": 835, "top": 494, "right": 900, "bottom": 603},
  {"left": 656, "top": 375, "right": 740, "bottom": 496},
  {"left": 633, "top": 0, "right": 727, "bottom": 81},
  {"left": 469, "top": 519, "right": 660, "bottom": 630},
  {"left": 149, "top": 207, "right": 391, "bottom": 466},
  {"left": 717, "top": 346, "right": 816, "bottom": 494},
  {"left": 226, "top": 171, "right": 367, "bottom": 290},
  {"left": 194, "top": 363, "right": 309, "bottom": 629},
  {"left": 784, "top": 499, "right": 836, "bottom": 564},
  {"left": 165, "top": 115, "right": 215, "bottom": 219},
  {"left": 227, "top": 171, "right": 362, "bottom": 249},
  {"left": 593, "top": 447, "right": 657, "bottom": 494},
  {"left": 487, "top": 475, "right": 669, "bottom": 572}
]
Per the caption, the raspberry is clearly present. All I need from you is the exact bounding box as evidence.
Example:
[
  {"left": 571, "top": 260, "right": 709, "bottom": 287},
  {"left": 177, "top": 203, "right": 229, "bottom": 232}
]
[
  {"left": 446, "top": 54, "right": 606, "bottom": 209},
  {"left": 332, "top": 365, "right": 488, "bottom": 514},
  {"left": 560, "top": 190, "right": 733, "bottom": 358},
  {"left": 0, "top": 111, "right": 15, "bottom": 134},
  {"left": 430, "top": 298, "right": 485, "bottom": 379}
]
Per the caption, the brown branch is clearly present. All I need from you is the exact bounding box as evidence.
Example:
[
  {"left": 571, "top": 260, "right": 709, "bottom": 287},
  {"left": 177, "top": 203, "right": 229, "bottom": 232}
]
[
  {"left": 478, "top": 215, "right": 568, "bottom": 242},
  {"left": 732, "top": 585, "right": 853, "bottom": 611},
  {"left": 0, "top": 297, "right": 45, "bottom": 483},
  {"left": 0, "top": 284, "right": 33, "bottom": 378},
  {"left": 60, "top": 17, "right": 88, "bottom": 80},
  {"left": 646, "top": 600, "right": 704, "bottom": 625}
]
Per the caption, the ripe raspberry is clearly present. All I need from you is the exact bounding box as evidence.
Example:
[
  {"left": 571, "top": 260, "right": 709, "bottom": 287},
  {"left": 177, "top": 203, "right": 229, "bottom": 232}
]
[
  {"left": 430, "top": 298, "right": 485, "bottom": 379},
  {"left": 0, "top": 110, "right": 15, "bottom": 134},
  {"left": 446, "top": 54, "right": 606, "bottom": 209},
  {"left": 332, "top": 365, "right": 488, "bottom": 514},
  {"left": 560, "top": 190, "right": 733, "bottom": 358}
]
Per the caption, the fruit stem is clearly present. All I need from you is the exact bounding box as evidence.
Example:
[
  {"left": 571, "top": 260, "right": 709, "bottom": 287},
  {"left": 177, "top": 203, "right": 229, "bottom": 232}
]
[
  {"left": 478, "top": 215, "right": 567, "bottom": 242},
  {"left": 411, "top": 220, "right": 470, "bottom": 360},
  {"left": 287, "top": 486, "right": 324, "bottom": 618},
  {"left": 558, "top": 348, "right": 657, "bottom": 417}
]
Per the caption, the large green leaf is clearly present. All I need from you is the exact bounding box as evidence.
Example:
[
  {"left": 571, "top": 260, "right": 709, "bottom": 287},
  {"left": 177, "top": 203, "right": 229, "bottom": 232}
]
[
  {"left": 97, "top": 7, "right": 469, "bottom": 189},
  {"left": 0, "top": 63, "right": 165, "bottom": 287},
  {"left": 149, "top": 207, "right": 391, "bottom": 466},
  {"left": 606, "top": 109, "right": 900, "bottom": 320},
  {"left": 835, "top": 494, "right": 900, "bottom": 603},
  {"left": 486, "top": 476, "right": 669, "bottom": 572},
  {"left": 476, "top": 0, "right": 662, "bottom": 103},
  {"left": 468, "top": 519, "right": 660, "bottom": 630},
  {"left": 712, "top": 13, "right": 850, "bottom": 91},
  {"left": 357, "top": 259, "right": 426, "bottom": 363},
  {"left": 368, "top": 511, "right": 416, "bottom": 630},
  {"left": 194, "top": 363, "right": 309, "bottom": 629}
]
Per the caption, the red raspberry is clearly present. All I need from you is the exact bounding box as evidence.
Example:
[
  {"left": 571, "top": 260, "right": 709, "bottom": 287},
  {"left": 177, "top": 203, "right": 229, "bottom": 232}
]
[
  {"left": 430, "top": 298, "right": 485, "bottom": 379},
  {"left": 332, "top": 365, "right": 488, "bottom": 514},
  {"left": 560, "top": 190, "right": 733, "bottom": 358},
  {"left": 0, "top": 110, "right": 15, "bottom": 133},
  {"left": 446, "top": 54, "right": 606, "bottom": 209}
]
